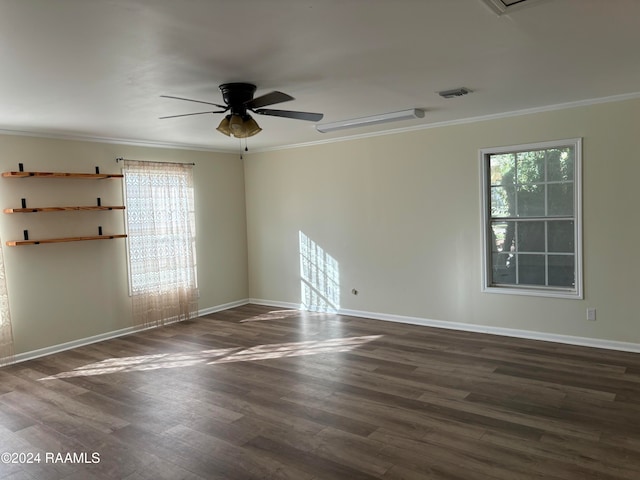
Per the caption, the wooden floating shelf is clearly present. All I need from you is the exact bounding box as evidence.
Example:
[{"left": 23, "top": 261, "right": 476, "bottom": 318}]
[
  {"left": 2, "top": 171, "right": 123, "bottom": 179},
  {"left": 4, "top": 206, "right": 125, "bottom": 213},
  {"left": 6, "top": 234, "right": 127, "bottom": 246}
]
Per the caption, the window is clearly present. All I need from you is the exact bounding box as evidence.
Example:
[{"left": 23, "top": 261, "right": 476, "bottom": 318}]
[
  {"left": 480, "top": 138, "right": 582, "bottom": 298},
  {"left": 123, "top": 160, "right": 198, "bottom": 326}
]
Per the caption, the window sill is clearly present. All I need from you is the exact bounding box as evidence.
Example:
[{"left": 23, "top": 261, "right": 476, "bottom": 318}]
[{"left": 482, "top": 285, "right": 582, "bottom": 300}]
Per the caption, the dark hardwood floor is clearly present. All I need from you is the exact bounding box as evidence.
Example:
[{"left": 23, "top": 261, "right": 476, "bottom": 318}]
[{"left": 2, "top": 304, "right": 640, "bottom": 479}]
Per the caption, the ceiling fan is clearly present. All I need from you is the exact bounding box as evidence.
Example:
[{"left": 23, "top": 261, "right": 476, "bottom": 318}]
[{"left": 160, "top": 83, "right": 323, "bottom": 138}]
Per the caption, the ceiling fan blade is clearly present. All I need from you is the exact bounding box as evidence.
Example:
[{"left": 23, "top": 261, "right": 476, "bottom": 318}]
[
  {"left": 254, "top": 108, "right": 324, "bottom": 122},
  {"left": 245, "top": 91, "right": 294, "bottom": 109},
  {"left": 159, "top": 110, "right": 226, "bottom": 119},
  {"left": 160, "top": 95, "right": 227, "bottom": 109}
]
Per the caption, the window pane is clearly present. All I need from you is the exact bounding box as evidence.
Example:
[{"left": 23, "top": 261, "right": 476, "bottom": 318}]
[
  {"left": 548, "top": 221, "right": 574, "bottom": 253},
  {"left": 547, "top": 148, "right": 574, "bottom": 181},
  {"left": 518, "top": 254, "right": 546, "bottom": 285},
  {"left": 517, "top": 221, "right": 545, "bottom": 252},
  {"left": 490, "top": 154, "right": 515, "bottom": 185},
  {"left": 517, "top": 184, "right": 545, "bottom": 216},
  {"left": 548, "top": 255, "right": 575, "bottom": 287},
  {"left": 547, "top": 183, "right": 573, "bottom": 216},
  {"left": 491, "top": 185, "right": 515, "bottom": 217},
  {"left": 516, "top": 150, "right": 545, "bottom": 184},
  {"left": 491, "top": 252, "right": 516, "bottom": 285},
  {"left": 491, "top": 221, "right": 515, "bottom": 254}
]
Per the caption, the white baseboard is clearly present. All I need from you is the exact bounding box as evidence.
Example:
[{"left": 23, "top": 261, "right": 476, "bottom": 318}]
[
  {"left": 9, "top": 297, "right": 639, "bottom": 366},
  {"left": 9, "top": 299, "right": 251, "bottom": 366},
  {"left": 249, "top": 298, "right": 640, "bottom": 354},
  {"left": 249, "top": 298, "right": 303, "bottom": 310},
  {"left": 11, "top": 325, "right": 140, "bottom": 365},
  {"left": 342, "top": 308, "right": 640, "bottom": 353},
  {"left": 198, "top": 298, "right": 250, "bottom": 316}
]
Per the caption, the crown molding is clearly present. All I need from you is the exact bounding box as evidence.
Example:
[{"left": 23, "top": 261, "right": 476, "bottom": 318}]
[
  {"left": 2, "top": 91, "right": 640, "bottom": 155},
  {"left": 0, "top": 127, "right": 229, "bottom": 153},
  {"left": 253, "top": 91, "right": 640, "bottom": 153}
]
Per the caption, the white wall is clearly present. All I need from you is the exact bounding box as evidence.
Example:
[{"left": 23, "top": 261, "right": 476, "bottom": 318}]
[
  {"left": 244, "top": 98, "right": 640, "bottom": 345},
  {"left": 0, "top": 134, "right": 248, "bottom": 355}
]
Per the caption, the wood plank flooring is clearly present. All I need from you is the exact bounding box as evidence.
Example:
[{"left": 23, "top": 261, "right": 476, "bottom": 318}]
[{"left": 2, "top": 303, "right": 640, "bottom": 479}]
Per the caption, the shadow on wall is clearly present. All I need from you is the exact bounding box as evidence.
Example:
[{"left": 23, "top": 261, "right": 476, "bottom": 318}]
[{"left": 299, "top": 231, "right": 340, "bottom": 312}]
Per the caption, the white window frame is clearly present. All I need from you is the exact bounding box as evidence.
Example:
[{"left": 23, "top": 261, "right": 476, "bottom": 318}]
[{"left": 480, "top": 138, "right": 583, "bottom": 299}]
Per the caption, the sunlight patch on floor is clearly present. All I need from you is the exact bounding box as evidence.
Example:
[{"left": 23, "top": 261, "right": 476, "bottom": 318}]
[
  {"left": 40, "top": 335, "right": 382, "bottom": 380},
  {"left": 240, "top": 309, "right": 328, "bottom": 323}
]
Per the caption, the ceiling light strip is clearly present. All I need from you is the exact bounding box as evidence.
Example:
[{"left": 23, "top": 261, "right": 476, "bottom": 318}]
[{"left": 316, "top": 109, "right": 425, "bottom": 133}]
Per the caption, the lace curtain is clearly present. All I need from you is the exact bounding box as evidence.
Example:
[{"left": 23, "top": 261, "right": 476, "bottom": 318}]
[
  {"left": 123, "top": 160, "right": 198, "bottom": 327},
  {"left": 0, "top": 239, "right": 14, "bottom": 365}
]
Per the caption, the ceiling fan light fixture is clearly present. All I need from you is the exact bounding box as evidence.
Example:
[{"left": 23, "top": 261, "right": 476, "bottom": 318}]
[
  {"left": 216, "top": 115, "right": 232, "bottom": 136},
  {"left": 316, "top": 108, "right": 425, "bottom": 133},
  {"left": 221, "top": 114, "right": 262, "bottom": 139},
  {"left": 229, "top": 114, "right": 244, "bottom": 134},
  {"left": 242, "top": 115, "right": 262, "bottom": 137}
]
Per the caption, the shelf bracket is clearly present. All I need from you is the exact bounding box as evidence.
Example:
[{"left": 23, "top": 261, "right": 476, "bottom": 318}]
[{"left": 23, "top": 230, "right": 29, "bottom": 240}]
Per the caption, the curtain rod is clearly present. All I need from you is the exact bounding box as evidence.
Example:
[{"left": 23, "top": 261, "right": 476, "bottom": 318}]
[{"left": 115, "top": 157, "right": 195, "bottom": 166}]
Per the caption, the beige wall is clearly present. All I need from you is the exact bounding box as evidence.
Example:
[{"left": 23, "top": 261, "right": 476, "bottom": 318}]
[
  {"left": 0, "top": 134, "right": 248, "bottom": 355},
  {"left": 3, "top": 97, "right": 639, "bottom": 357},
  {"left": 244, "top": 98, "right": 640, "bottom": 344}
]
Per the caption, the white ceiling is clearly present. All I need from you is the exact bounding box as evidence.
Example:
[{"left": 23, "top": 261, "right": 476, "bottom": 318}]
[{"left": 1, "top": 0, "right": 639, "bottom": 153}]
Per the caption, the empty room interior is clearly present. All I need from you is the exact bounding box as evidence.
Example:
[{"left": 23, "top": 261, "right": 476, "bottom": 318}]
[{"left": 1, "top": 1, "right": 640, "bottom": 479}]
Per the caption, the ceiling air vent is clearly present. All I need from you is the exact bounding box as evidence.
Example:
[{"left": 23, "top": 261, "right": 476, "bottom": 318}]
[
  {"left": 438, "top": 88, "right": 472, "bottom": 99},
  {"left": 480, "top": 0, "right": 550, "bottom": 15}
]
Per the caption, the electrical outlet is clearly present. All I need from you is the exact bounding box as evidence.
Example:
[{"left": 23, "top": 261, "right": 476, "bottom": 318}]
[{"left": 586, "top": 308, "right": 596, "bottom": 321}]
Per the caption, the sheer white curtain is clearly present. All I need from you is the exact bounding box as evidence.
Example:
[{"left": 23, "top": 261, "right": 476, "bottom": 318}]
[
  {"left": 123, "top": 160, "right": 198, "bottom": 327},
  {"left": 0, "top": 240, "right": 14, "bottom": 365}
]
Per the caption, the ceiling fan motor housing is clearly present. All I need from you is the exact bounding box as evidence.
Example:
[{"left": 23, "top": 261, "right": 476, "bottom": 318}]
[{"left": 219, "top": 83, "right": 256, "bottom": 115}]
